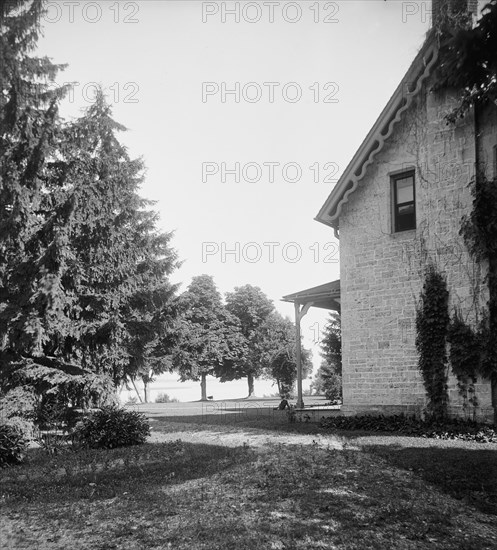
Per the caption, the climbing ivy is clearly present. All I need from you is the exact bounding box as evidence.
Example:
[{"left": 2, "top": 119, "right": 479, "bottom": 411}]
[
  {"left": 447, "top": 310, "right": 480, "bottom": 416},
  {"left": 433, "top": 0, "right": 497, "bottom": 123},
  {"left": 431, "top": 0, "right": 497, "bottom": 424},
  {"left": 460, "top": 175, "right": 497, "bottom": 424},
  {"left": 415, "top": 265, "right": 450, "bottom": 420},
  {"left": 460, "top": 175, "right": 497, "bottom": 265}
]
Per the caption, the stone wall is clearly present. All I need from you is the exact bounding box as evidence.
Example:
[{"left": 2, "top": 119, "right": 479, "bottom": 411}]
[{"left": 338, "top": 80, "right": 495, "bottom": 420}]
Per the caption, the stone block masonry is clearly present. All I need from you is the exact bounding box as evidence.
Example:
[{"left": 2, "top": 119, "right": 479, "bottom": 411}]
[{"left": 338, "top": 81, "right": 494, "bottom": 421}]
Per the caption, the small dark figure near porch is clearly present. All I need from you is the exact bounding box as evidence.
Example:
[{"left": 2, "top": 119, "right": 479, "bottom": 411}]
[{"left": 274, "top": 398, "right": 290, "bottom": 410}]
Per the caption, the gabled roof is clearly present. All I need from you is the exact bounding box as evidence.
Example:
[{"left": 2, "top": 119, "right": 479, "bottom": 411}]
[
  {"left": 315, "top": 33, "right": 439, "bottom": 232},
  {"left": 282, "top": 279, "right": 340, "bottom": 311}
]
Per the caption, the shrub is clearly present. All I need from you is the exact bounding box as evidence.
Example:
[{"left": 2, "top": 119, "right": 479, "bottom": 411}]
[
  {"left": 0, "top": 387, "right": 37, "bottom": 441},
  {"left": 0, "top": 387, "right": 37, "bottom": 418},
  {"left": 155, "top": 393, "right": 179, "bottom": 403},
  {"left": 320, "top": 414, "right": 497, "bottom": 443},
  {"left": 0, "top": 424, "right": 28, "bottom": 467},
  {"left": 73, "top": 406, "right": 150, "bottom": 449}
]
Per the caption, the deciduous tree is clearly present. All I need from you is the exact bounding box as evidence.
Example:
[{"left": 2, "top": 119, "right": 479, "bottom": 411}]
[
  {"left": 172, "top": 275, "right": 245, "bottom": 401},
  {"left": 258, "top": 312, "right": 312, "bottom": 397},
  {"left": 221, "top": 285, "right": 274, "bottom": 396}
]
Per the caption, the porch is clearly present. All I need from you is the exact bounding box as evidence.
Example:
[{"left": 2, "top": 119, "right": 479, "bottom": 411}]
[{"left": 282, "top": 279, "right": 341, "bottom": 410}]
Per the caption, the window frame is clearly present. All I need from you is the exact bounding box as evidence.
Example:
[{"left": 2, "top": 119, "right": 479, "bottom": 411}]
[{"left": 391, "top": 170, "right": 416, "bottom": 233}]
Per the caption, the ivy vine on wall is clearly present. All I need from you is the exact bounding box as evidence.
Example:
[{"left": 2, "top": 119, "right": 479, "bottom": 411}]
[
  {"left": 414, "top": 176, "right": 497, "bottom": 423},
  {"left": 430, "top": 0, "right": 497, "bottom": 424},
  {"left": 433, "top": 0, "right": 497, "bottom": 123},
  {"left": 447, "top": 310, "right": 480, "bottom": 415},
  {"left": 460, "top": 174, "right": 497, "bottom": 425},
  {"left": 415, "top": 264, "right": 450, "bottom": 420}
]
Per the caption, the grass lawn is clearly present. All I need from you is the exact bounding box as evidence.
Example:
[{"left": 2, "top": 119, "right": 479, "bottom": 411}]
[{"left": 1, "top": 411, "right": 496, "bottom": 549}]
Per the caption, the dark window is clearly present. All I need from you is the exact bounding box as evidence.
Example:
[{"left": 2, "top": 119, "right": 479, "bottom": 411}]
[{"left": 392, "top": 171, "right": 416, "bottom": 232}]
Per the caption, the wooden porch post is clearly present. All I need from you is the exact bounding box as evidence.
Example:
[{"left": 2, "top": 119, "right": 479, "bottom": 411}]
[{"left": 295, "top": 301, "right": 304, "bottom": 409}]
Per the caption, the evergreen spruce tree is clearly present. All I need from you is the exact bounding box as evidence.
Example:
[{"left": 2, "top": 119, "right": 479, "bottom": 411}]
[
  {"left": 310, "top": 313, "right": 342, "bottom": 401},
  {"left": 1, "top": 3, "right": 179, "bottom": 408},
  {"left": 49, "top": 92, "right": 180, "bottom": 390},
  {"left": 320, "top": 313, "right": 342, "bottom": 376},
  {"left": 0, "top": 0, "right": 78, "bottom": 401}
]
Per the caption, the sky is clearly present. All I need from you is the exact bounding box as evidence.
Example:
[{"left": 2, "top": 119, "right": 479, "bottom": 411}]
[{"left": 34, "top": 0, "right": 431, "bottom": 401}]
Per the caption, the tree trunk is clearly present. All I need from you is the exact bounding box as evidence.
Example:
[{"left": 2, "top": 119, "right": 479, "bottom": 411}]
[
  {"left": 247, "top": 373, "right": 254, "bottom": 397},
  {"left": 200, "top": 373, "right": 207, "bottom": 401},
  {"left": 143, "top": 379, "right": 149, "bottom": 404},
  {"left": 130, "top": 378, "right": 143, "bottom": 403},
  {"left": 492, "top": 374, "right": 497, "bottom": 427}
]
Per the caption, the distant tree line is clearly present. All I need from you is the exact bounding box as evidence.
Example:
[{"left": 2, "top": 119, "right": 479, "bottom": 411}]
[{"left": 172, "top": 276, "right": 312, "bottom": 401}]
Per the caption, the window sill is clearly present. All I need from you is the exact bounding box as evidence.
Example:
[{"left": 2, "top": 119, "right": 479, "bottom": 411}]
[{"left": 390, "top": 228, "right": 417, "bottom": 239}]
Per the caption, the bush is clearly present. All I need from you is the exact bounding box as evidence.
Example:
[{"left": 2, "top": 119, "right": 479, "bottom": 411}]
[
  {"left": 0, "top": 387, "right": 37, "bottom": 441},
  {"left": 155, "top": 393, "right": 179, "bottom": 403},
  {"left": 320, "top": 414, "right": 497, "bottom": 443},
  {"left": 0, "top": 387, "right": 37, "bottom": 418},
  {"left": 73, "top": 406, "right": 150, "bottom": 449},
  {"left": 0, "top": 424, "right": 28, "bottom": 467}
]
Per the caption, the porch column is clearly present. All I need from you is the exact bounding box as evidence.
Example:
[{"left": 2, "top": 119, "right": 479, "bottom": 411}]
[
  {"left": 294, "top": 301, "right": 314, "bottom": 409},
  {"left": 295, "top": 302, "right": 304, "bottom": 409}
]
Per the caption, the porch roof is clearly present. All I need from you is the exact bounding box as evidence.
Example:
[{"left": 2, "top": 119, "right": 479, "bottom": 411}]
[{"left": 282, "top": 279, "right": 340, "bottom": 312}]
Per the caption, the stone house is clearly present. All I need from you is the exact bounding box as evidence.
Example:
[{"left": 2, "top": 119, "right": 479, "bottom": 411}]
[{"left": 287, "top": 0, "right": 496, "bottom": 420}]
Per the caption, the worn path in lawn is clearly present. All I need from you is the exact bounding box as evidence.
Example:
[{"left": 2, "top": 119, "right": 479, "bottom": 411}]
[
  {"left": 142, "top": 397, "right": 347, "bottom": 450},
  {"left": 1, "top": 399, "right": 497, "bottom": 549}
]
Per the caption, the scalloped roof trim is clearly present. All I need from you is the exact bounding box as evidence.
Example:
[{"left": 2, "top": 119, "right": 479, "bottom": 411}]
[{"left": 315, "top": 39, "right": 439, "bottom": 229}]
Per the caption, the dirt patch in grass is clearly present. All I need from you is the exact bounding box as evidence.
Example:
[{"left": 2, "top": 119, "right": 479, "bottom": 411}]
[
  {"left": 1, "top": 420, "right": 497, "bottom": 549},
  {"left": 148, "top": 418, "right": 348, "bottom": 450}
]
